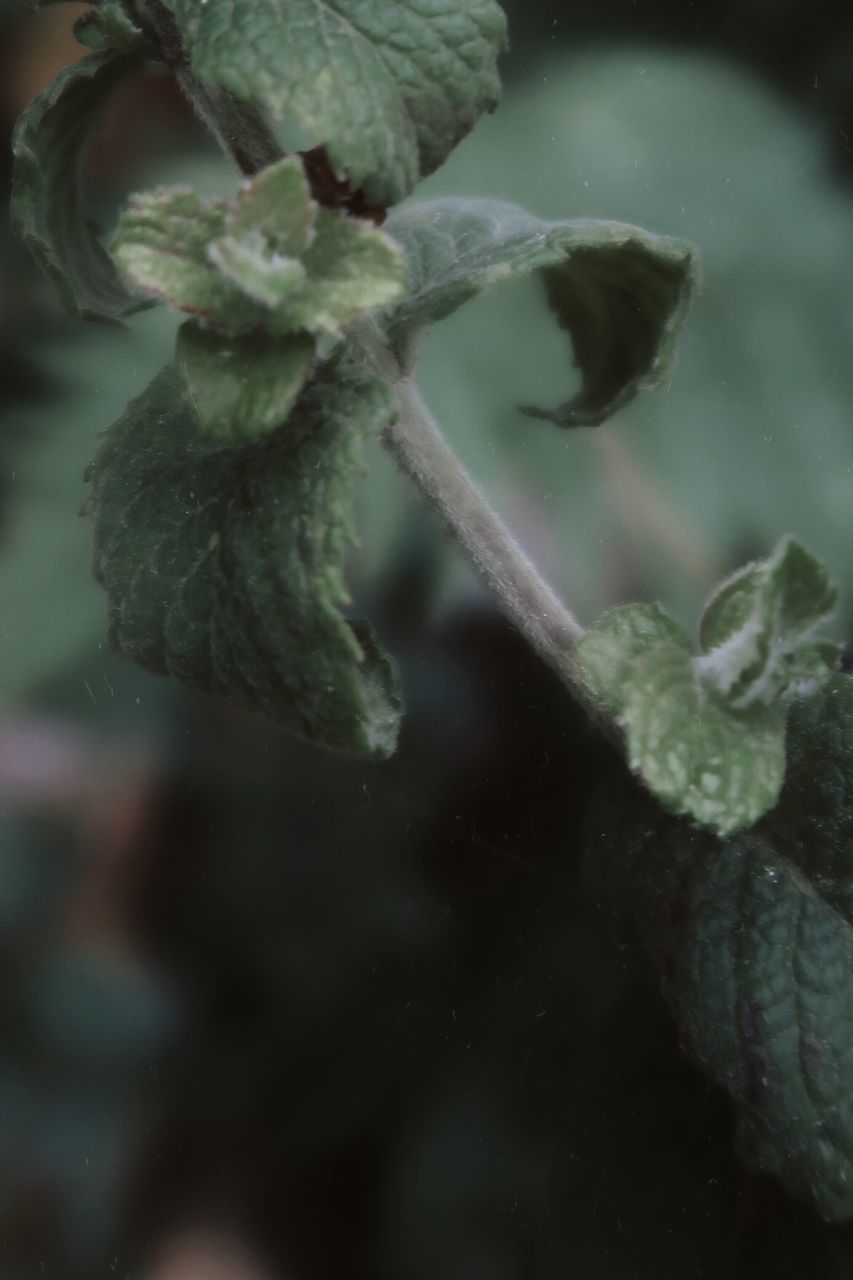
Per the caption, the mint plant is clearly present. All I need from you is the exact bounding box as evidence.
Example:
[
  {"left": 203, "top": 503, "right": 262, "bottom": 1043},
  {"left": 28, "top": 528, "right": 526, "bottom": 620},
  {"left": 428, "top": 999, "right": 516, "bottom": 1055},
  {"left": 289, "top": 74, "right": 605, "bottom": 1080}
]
[{"left": 10, "top": 0, "right": 851, "bottom": 1227}]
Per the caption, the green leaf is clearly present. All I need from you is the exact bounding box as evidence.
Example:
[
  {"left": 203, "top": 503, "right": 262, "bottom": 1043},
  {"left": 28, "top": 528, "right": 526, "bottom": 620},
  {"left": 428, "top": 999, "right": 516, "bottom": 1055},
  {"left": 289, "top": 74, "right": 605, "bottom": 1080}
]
[
  {"left": 621, "top": 642, "right": 786, "bottom": 835},
  {"left": 227, "top": 154, "right": 317, "bottom": 255},
  {"left": 385, "top": 199, "right": 697, "bottom": 425},
  {"left": 175, "top": 321, "right": 316, "bottom": 442},
  {"left": 160, "top": 0, "right": 508, "bottom": 205},
  {"left": 87, "top": 360, "right": 402, "bottom": 756},
  {"left": 208, "top": 234, "right": 307, "bottom": 309},
  {"left": 586, "top": 676, "right": 853, "bottom": 1222},
  {"left": 575, "top": 541, "right": 838, "bottom": 834},
  {"left": 113, "top": 159, "right": 406, "bottom": 338},
  {"left": 110, "top": 186, "right": 258, "bottom": 332},
  {"left": 697, "top": 536, "right": 839, "bottom": 709},
  {"left": 574, "top": 603, "right": 690, "bottom": 716},
  {"left": 271, "top": 206, "right": 406, "bottom": 335},
  {"left": 11, "top": 48, "right": 158, "bottom": 321}
]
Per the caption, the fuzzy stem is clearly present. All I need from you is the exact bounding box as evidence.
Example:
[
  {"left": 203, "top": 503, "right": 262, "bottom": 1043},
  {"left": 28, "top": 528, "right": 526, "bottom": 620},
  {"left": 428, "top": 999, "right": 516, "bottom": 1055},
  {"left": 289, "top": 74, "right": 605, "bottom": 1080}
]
[
  {"left": 141, "top": 19, "right": 604, "bottom": 721},
  {"left": 387, "top": 379, "right": 604, "bottom": 714},
  {"left": 146, "top": 0, "right": 284, "bottom": 174}
]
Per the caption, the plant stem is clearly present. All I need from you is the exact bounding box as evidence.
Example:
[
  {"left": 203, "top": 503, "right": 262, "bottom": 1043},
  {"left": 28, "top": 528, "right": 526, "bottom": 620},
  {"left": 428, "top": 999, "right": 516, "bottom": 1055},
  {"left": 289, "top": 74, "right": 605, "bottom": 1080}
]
[
  {"left": 387, "top": 379, "right": 603, "bottom": 714},
  {"left": 146, "top": 0, "right": 284, "bottom": 174},
  {"left": 141, "top": 20, "right": 605, "bottom": 724}
]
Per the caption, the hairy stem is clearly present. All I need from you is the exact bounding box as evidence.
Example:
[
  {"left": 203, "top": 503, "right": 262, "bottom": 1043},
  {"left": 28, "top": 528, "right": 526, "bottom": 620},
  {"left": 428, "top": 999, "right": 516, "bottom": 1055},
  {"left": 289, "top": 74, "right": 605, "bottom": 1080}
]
[
  {"left": 140, "top": 24, "right": 605, "bottom": 723},
  {"left": 387, "top": 380, "right": 604, "bottom": 715},
  {"left": 146, "top": 0, "right": 284, "bottom": 173}
]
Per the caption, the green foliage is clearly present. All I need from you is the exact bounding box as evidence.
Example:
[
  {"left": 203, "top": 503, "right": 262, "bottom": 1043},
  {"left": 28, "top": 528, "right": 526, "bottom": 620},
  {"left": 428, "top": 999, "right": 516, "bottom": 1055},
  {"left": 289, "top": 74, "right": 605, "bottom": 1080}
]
[
  {"left": 8, "top": 0, "right": 853, "bottom": 1243},
  {"left": 576, "top": 537, "right": 839, "bottom": 834},
  {"left": 111, "top": 186, "right": 252, "bottom": 328},
  {"left": 87, "top": 359, "right": 402, "bottom": 756},
  {"left": 571, "top": 603, "right": 689, "bottom": 716},
  {"left": 112, "top": 156, "right": 406, "bottom": 434},
  {"left": 160, "top": 0, "right": 508, "bottom": 204},
  {"left": 10, "top": 46, "right": 159, "bottom": 321},
  {"left": 697, "top": 536, "right": 839, "bottom": 709},
  {"left": 621, "top": 642, "right": 787, "bottom": 835},
  {"left": 386, "top": 199, "right": 696, "bottom": 425},
  {"left": 112, "top": 157, "right": 406, "bottom": 338},
  {"left": 175, "top": 322, "right": 316, "bottom": 442},
  {"left": 586, "top": 676, "right": 853, "bottom": 1222}
]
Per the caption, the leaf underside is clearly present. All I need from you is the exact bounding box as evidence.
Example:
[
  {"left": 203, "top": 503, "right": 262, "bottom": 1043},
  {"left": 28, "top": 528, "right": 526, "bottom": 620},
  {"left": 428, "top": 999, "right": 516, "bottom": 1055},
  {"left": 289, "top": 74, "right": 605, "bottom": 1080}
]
[
  {"left": 160, "top": 0, "right": 508, "bottom": 205},
  {"left": 385, "top": 198, "right": 697, "bottom": 426},
  {"left": 587, "top": 676, "right": 853, "bottom": 1222},
  {"left": 87, "top": 361, "right": 402, "bottom": 757},
  {"left": 11, "top": 48, "right": 159, "bottom": 322}
]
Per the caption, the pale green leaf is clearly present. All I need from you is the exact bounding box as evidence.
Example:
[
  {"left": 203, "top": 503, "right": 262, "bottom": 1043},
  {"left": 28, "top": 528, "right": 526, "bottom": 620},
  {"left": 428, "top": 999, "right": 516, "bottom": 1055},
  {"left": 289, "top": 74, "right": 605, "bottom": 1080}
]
[
  {"left": 697, "top": 536, "right": 839, "bottom": 709},
  {"left": 11, "top": 48, "right": 158, "bottom": 321},
  {"left": 211, "top": 207, "right": 406, "bottom": 335},
  {"left": 770, "top": 536, "right": 838, "bottom": 638},
  {"left": 274, "top": 208, "right": 406, "bottom": 335},
  {"left": 111, "top": 186, "right": 257, "bottom": 331},
  {"left": 114, "top": 160, "right": 406, "bottom": 338},
  {"left": 227, "top": 156, "right": 317, "bottom": 255},
  {"left": 87, "top": 359, "right": 402, "bottom": 756},
  {"left": 208, "top": 234, "right": 307, "bottom": 308},
  {"left": 160, "top": 0, "right": 508, "bottom": 204},
  {"left": 574, "top": 603, "right": 690, "bottom": 716},
  {"left": 587, "top": 676, "right": 853, "bottom": 1221},
  {"left": 175, "top": 322, "right": 316, "bottom": 442},
  {"left": 386, "top": 199, "right": 696, "bottom": 425},
  {"left": 622, "top": 642, "right": 786, "bottom": 835}
]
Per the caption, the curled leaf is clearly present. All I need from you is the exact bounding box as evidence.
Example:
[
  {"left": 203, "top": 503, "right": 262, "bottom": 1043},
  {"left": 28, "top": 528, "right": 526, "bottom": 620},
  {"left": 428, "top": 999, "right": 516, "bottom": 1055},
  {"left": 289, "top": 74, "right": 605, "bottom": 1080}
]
[
  {"left": 11, "top": 48, "right": 160, "bottom": 321},
  {"left": 697, "top": 536, "right": 839, "bottom": 708},
  {"left": 386, "top": 199, "right": 696, "bottom": 426}
]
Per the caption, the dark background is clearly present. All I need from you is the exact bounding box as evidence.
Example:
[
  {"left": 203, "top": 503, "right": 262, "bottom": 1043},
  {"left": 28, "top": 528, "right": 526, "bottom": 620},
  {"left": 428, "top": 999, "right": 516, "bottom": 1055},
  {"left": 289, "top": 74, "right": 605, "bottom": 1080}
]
[{"left": 2, "top": 3, "right": 853, "bottom": 1277}]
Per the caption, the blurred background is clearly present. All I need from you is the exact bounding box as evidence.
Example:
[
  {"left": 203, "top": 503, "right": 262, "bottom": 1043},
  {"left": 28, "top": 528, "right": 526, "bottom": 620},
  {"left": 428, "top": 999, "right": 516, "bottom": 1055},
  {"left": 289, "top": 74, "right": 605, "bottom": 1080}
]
[{"left": 2, "top": 2, "right": 853, "bottom": 1277}]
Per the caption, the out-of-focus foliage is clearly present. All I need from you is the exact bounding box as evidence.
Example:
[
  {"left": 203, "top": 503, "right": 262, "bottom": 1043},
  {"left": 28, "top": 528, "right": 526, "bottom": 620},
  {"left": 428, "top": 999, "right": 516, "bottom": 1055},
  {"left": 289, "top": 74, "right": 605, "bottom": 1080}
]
[{"left": 3, "top": 3, "right": 853, "bottom": 1279}]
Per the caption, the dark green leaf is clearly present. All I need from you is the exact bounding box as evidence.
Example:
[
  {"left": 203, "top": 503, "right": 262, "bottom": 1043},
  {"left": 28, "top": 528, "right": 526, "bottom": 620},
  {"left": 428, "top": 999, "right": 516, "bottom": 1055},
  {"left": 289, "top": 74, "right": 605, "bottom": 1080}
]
[
  {"left": 11, "top": 48, "right": 160, "bottom": 321},
  {"left": 386, "top": 199, "right": 697, "bottom": 425},
  {"left": 160, "top": 0, "right": 508, "bottom": 205},
  {"left": 87, "top": 360, "right": 402, "bottom": 756},
  {"left": 587, "top": 676, "right": 853, "bottom": 1222}
]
